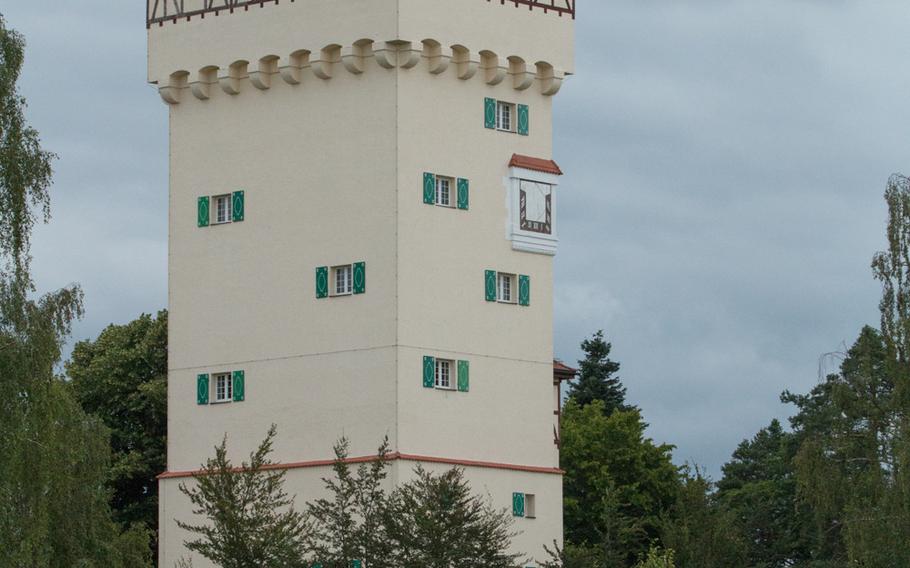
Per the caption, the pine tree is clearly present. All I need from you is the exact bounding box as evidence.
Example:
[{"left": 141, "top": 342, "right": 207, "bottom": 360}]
[
  {"left": 176, "top": 425, "right": 311, "bottom": 568},
  {"left": 384, "top": 466, "right": 522, "bottom": 568},
  {"left": 307, "top": 437, "right": 393, "bottom": 568},
  {"left": 568, "top": 330, "right": 630, "bottom": 416}
]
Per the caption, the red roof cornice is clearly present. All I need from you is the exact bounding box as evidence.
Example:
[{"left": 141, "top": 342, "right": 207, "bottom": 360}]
[{"left": 509, "top": 154, "right": 564, "bottom": 176}]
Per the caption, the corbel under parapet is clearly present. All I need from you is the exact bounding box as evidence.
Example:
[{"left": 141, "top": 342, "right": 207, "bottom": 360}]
[
  {"left": 421, "top": 40, "right": 450, "bottom": 75},
  {"left": 480, "top": 51, "right": 507, "bottom": 86},
  {"left": 341, "top": 39, "right": 374, "bottom": 75},
  {"left": 279, "top": 50, "right": 310, "bottom": 85},
  {"left": 508, "top": 57, "right": 535, "bottom": 91},
  {"left": 250, "top": 56, "right": 279, "bottom": 90},
  {"left": 219, "top": 61, "right": 249, "bottom": 95},
  {"left": 536, "top": 63, "right": 566, "bottom": 97},
  {"left": 312, "top": 45, "right": 341, "bottom": 80},
  {"left": 158, "top": 70, "right": 189, "bottom": 105},
  {"left": 451, "top": 45, "right": 479, "bottom": 80},
  {"left": 190, "top": 66, "right": 218, "bottom": 100}
]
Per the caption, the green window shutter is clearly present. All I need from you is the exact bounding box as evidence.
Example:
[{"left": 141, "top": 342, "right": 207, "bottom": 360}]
[
  {"left": 232, "top": 190, "right": 245, "bottom": 222},
  {"left": 484, "top": 97, "right": 497, "bottom": 129},
  {"left": 315, "top": 266, "right": 329, "bottom": 299},
  {"left": 232, "top": 370, "right": 245, "bottom": 402},
  {"left": 351, "top": 561, "right": 362, "bottom": 568},
  {"left": 353, "top": 262, "right": 366, "bottom": 294},
  {"left": 485, "top": 270, "right": 497, "bottom": 302},
  {"left": 196, "top": 374, "right": 209, "bottom": 405},
  {"left": 519, "top": 275, "right": 531, "bottom": 306},
  {"left": 423, "top": 172, "right": 436, "bottom": 205},
  {"left": 457, "top": 360, "right": 470, "bottom": 392},
  {"left": 457, "top": 178, "right": 469, "bottom": 210},
  {"left": 423, "top": 356, "right": 436, "bottom": 388},
  {"left": 197, "top": 196, "right": 210, "bottom": 227},
  {"left": 513, "top": 492, "right": 526, "bottom": 517},
  {"left": 517, "top": 104, "right": 530, "bottom": 136}
]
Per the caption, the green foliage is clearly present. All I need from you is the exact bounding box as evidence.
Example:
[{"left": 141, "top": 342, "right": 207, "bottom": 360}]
[
  {"left": 561, "top": 400, "right": 679, "bottom": 565},
  {"left": 0, "top": 13, "right": 54, "bottom": 282},
  {"left": 307, "top": 437, "right": 392, "bottom": 567},
  {"left": 176, "top": 425, "right": 311, "bottom": 568},
  {"left": 67, "top": 311, "right": 168, "bottom": 541},
  {"left": 0, "top": 12, "right": 150, "bottom": 568},
  {"left": 783, "top": 326, "right": 904, "bottom": 564},
  {"left": 715, "top": 421, "right": 808, "bottom": 567},
  {"left": 634, "top": 546, "right": 675, "bottom": 568},
  {"left": 384, "top": 466, "right": 521, "bottom": 568},
  {"left": 567, "top": 330, "right": 630, "bottom": 416},
  {"left": 661, "top": 468, "right": 746, "bottom": 568}
]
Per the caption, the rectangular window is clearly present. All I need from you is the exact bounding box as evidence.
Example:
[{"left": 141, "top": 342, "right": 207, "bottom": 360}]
[
  {"left": 498, "top": 273, "right": 515, "bottom": 303},
  {"left": 525, "top": 494, "right": 537, "bottom": 519},
  {"left": 213, "top": 194, "right": 232, "bottom": 224},
  {"left": 435, "top": 359, "right": 453, "bottom": 390},
  {"left": 497, "top": 101, "right": 514, "bottom": 132},
  {"left": 214, "top": 372, "right": 232, "bottom": 403},
  {"left": 333, "top": 265, "right": 353, "bottom": 296},
  {"left": 436, "top": 177, "right": 452, "bottom": 207}
]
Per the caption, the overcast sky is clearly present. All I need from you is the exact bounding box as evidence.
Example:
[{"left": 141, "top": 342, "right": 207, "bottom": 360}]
[{"left": 4, "top": 1, "right": 906, "bottom": 477}]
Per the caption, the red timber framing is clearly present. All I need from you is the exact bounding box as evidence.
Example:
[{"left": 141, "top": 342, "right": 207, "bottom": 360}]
[
  {"left": 158, "top": 452, "right": 564, "bottom": 480},
  {"left": 147, "top": 0, "right": 575, "bottom": 28}
]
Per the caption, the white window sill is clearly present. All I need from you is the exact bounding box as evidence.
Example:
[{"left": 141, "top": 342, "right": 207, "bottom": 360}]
[{"left": 211, "top": 400, "right": 233, "bottom": 405}]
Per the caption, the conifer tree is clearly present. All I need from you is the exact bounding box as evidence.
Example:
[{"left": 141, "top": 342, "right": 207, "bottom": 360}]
[
  {"left": 567, "top": 330, "right": 630, "bottom": 416},
  {"left": 384, "top": 466, "right": 521, "bottom": 568},
  {"left": 176, "top": 425, "right": 311, "bottom": 568},
  {"left": 307, "top": 437, "right": 393, "bottom": 568}
]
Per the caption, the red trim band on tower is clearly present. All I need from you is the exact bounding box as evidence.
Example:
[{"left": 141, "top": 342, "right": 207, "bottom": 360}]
[{"left": 157, "top": 452, "right": 565, "bottom": 479}]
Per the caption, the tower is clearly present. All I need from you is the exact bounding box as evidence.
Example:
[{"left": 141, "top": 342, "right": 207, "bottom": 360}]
[{"left": 148, "top": 0, "right": 575, "bottom": 565}]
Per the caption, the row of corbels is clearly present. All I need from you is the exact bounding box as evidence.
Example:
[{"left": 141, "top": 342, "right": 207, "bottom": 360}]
[{"left": 158, "top": 39, "right": 566, "bottom": 104}]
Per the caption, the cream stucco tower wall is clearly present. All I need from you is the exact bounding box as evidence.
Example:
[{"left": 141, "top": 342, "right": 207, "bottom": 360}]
[{"left": 149, "top": 1, "right": 574, "bottom": 565}]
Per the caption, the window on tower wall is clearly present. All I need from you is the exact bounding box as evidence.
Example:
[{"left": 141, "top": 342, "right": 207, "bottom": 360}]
[
  {"left": 436, "top": 176, "right": 453, "bottom": 207},
  {"left": 214, "top": 373, "right": 232, "bottom": 403},
  {"left": 435, "top": 359, "right": 453, "bottom": 390},
  {"left": 498, "top": 273, "right": 516, "bottom": 303},
  {"left": 332, "top": 265, "right": 353, "bottom": 296},
  {"left": 497, "top": 101, "right": 514, "bottom": 132},
  {"left": 213, "top": 194, "right": 232, "bottom": 224},
  {"left": 525, "top": 494, "right": 537, "bottom": 519}
]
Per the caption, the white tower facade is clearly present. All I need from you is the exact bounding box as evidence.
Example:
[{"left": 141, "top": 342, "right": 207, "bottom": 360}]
[{"left": 148, "top": 1, "right": 575, "bottom": 565}]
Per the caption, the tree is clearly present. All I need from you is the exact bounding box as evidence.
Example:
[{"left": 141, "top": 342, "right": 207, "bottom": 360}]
[
  {"left": 561, "top": 400, "right": 679, "bottom": 565},
  {"left": 634, "top": 547, "right": 675, "bottom": 568},
  {"left": 0, "top": 12, "right": 150, "bottom": 567},
  {"left": 306, "top": 437, "right": 392, "bottom": 568},
  {"left": 67, "top": 310, "right": 168, "bottom": 543},
  {"left": 715, "top": 420, "right": 809, "bottom": 567},
  {"left": 384, "top": 466, "right": 521, "bottom": 568},
  {"left": 567, "top": 330, "right": 630, "bottom": 416},
  {"left": 782, "top": 326, "right": 908, "bottom": 565},
  {"left": 661, "top": 468, "right": 746, "bottom": 568},
  {"left": 176, "top": 425, "right": 311, "bottom": 568}
]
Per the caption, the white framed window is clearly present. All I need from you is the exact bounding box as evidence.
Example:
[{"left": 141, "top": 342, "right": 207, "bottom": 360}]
[
  {"left": 525, "top": 494, "right": 537, "bottom": 519},
  {"left": 213, "top": 194, "right": 232, "bottom": 224},
  {"left": 436, "top": 176, "right": 453, "bottom": 207},
  {"left": 435, "top": 359, "right": 454, "bottom": 390},
  {"left": 498, "top": 273, "right": 515, "bottom": 303},
  {"left": 497, "top": 101, "right": 514, "bottom": 132},
  {"left": 214, "top": 372, "right": 232, "bottom": 403},
  {"left": 332, "top": 265, "right": 353, "bottom": 296}
]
